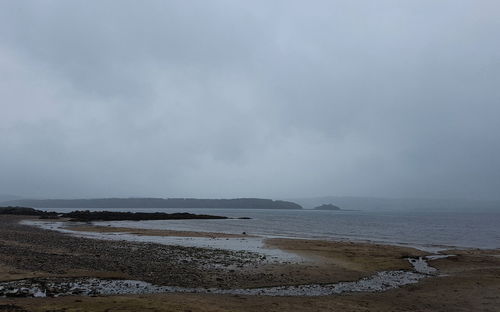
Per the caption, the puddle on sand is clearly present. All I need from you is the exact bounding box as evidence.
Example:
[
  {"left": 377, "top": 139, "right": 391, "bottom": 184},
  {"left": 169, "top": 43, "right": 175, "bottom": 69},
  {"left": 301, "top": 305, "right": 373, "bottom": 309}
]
[{"left": 0, "top": 257, "right": 437, "bottom": 297}]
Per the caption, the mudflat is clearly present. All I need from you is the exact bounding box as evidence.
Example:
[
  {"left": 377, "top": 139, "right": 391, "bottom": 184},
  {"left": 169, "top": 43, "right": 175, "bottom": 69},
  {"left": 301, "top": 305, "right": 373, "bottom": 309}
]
[{"left": 1, "top": 215, "right": 500, "bottom": 311}]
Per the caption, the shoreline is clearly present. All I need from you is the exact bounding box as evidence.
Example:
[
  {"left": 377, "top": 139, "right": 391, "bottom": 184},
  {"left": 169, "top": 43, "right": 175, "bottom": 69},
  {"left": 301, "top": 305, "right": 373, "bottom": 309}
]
[
  {"left": 1, "top": 215, "right": 500, "bottom": 311},
  {"left": 18, "top": 207, "right": 500, "bottom": 252},
  {"left": 1, "top": 219, "right": 434, "bottom": 298},
  {"left": 22, "top": 218, "right": 484, "bottom": 256}
]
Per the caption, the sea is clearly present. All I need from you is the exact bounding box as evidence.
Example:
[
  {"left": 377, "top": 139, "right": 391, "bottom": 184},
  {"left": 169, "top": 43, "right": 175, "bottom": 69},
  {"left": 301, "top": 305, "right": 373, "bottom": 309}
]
[{"left": 37, "top": 207, "right": 500, "bottom": 251}]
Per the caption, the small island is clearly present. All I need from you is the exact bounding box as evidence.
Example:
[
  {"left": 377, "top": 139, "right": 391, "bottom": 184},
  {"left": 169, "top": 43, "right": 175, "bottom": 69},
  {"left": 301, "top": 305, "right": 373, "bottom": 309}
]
[{"left": 313, "top": 203, "right": 341, "bottom": 211}]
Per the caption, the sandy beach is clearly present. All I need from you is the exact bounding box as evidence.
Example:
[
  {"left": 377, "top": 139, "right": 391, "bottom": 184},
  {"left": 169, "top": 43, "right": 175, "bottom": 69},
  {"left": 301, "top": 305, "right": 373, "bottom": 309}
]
[{"left": 1, "top": 215, "right": 500, "bottom": 311}]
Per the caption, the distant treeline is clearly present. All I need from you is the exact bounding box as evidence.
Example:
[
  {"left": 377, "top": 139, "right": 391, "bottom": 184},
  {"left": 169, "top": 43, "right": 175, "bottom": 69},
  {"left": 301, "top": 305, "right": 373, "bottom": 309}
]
[{"left": 2, "top": 198, "right": 303, "bottom": 210}]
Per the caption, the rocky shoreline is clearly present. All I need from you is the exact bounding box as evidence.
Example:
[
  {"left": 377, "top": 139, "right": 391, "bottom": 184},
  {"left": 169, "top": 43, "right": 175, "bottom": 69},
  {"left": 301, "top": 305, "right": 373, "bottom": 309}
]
[
  {"left": 63, "top": 210, "right": 230, "bottom": 222},
  {"left": 0, "top": 207, "right": 57, "bottom": 217},
  {"left": 0, "top": 207, "right": 235, "bottom": 222}
]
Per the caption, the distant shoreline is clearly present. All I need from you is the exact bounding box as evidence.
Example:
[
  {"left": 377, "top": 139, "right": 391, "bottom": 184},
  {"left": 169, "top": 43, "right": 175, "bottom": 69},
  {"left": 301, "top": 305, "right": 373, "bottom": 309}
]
[{"left": 1, "top": 197, "right": 303, "bottom": 210}]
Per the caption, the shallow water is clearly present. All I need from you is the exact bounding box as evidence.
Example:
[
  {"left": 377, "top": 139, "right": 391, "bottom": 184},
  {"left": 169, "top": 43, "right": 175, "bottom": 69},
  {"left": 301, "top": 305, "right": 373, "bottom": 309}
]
[{"left": 39, "top": 208, "right": 500, "bottom": 250}]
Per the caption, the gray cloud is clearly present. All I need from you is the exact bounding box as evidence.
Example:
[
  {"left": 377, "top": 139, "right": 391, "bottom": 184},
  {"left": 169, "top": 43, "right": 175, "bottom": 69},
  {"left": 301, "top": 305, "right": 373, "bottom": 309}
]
[{"left": 1, "top": 0, "right": 500, "bottom": 200}]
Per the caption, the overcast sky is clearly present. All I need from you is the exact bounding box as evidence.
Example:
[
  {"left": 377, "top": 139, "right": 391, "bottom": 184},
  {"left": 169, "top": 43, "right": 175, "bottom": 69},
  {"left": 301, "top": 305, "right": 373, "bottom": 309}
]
[{"left": 1, "top": 0, "right": 499, "bottom": 200}]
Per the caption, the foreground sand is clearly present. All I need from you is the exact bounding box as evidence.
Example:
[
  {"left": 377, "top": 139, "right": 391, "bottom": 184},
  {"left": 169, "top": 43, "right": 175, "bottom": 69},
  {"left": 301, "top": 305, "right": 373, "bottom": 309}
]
[
  {"left": 1, "top": 216, "right": 500, "bottom": 311},
  {"left": 5, "top": 274, "right": 500, "bottom": 312}
]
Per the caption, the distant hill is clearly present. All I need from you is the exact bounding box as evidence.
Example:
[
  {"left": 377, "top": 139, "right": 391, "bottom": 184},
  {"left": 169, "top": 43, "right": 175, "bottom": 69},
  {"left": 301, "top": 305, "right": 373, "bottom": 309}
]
[
  {"left": 313, "top": 204, "right": 341, "bottom": 210},
  {"left": 0, "top": 198, "right": 303, "bottom": 210}
]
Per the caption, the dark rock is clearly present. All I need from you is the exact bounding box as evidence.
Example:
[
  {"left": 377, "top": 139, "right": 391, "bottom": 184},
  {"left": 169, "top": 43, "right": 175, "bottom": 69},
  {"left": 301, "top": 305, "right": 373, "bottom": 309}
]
[
  {"left": 64, "top": 210, "right": 229, "bottom": 222},
  {"left": 0, "top": 206, "right": 57, "bottom": 218}
]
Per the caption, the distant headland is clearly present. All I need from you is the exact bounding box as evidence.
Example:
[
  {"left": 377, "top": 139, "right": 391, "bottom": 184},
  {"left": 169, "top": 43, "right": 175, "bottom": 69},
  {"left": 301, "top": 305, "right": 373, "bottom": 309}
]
[{"left": 0, "top": 198, "right": 303, "bottom": 210}]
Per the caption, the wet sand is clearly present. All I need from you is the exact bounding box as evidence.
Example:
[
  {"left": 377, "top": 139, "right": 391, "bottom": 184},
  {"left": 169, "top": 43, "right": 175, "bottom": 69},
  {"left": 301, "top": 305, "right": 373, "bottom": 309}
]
[
  {"left": 65, "top": 224, "right": 253, "bottom": 238},
  {"left": 266, "top": 238, "right": 427, "bottom": 272},
  {"left": 1, "top": 215, "right": 500, "bottom": 311}
]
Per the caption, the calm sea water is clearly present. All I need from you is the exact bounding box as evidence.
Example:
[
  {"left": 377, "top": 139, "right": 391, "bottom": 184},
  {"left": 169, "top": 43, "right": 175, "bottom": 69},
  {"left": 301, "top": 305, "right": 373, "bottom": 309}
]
[{"left": 41, "top": 208, "right": 500, "bottom": 250}]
